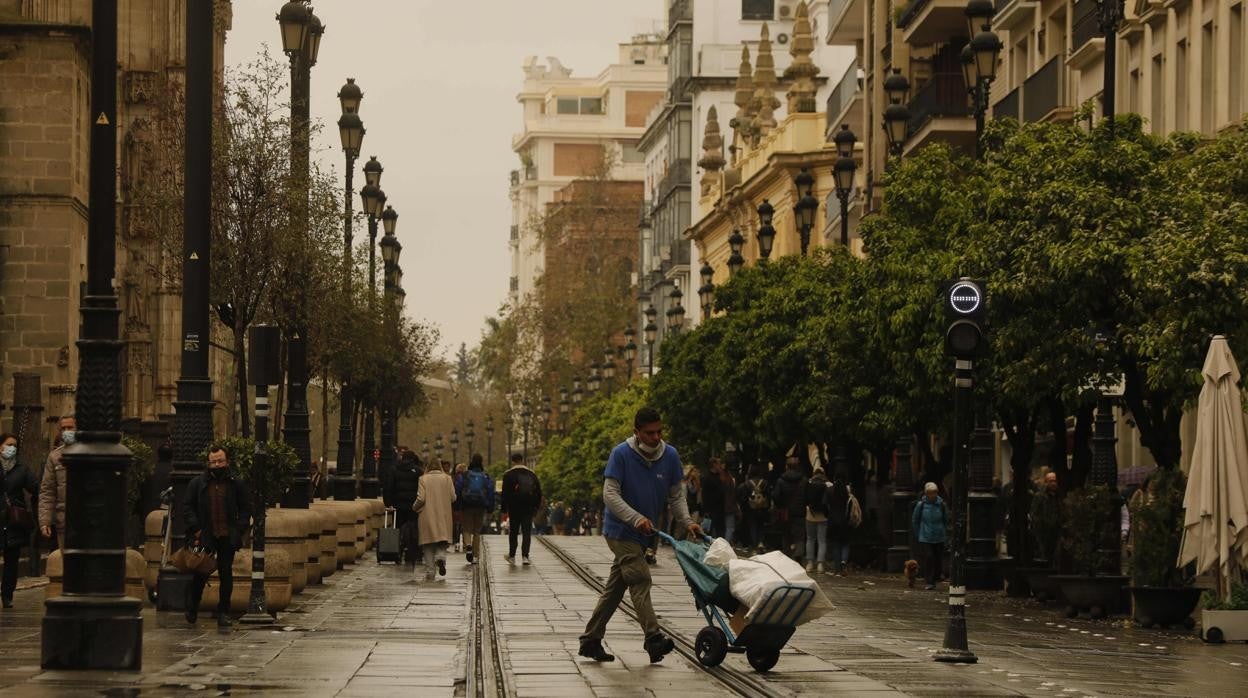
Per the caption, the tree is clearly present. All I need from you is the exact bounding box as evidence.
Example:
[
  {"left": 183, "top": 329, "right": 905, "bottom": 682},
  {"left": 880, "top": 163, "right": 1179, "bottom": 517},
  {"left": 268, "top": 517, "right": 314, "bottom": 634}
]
[{"left": 534, "top": 380, "right": 648, "bottom": 505}]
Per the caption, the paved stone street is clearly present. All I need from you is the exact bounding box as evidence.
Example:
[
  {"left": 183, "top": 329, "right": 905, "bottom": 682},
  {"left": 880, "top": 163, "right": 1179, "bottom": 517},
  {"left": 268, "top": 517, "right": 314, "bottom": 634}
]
[{"left": 2, "top": 535, "right": 1247, "bottom": 697}]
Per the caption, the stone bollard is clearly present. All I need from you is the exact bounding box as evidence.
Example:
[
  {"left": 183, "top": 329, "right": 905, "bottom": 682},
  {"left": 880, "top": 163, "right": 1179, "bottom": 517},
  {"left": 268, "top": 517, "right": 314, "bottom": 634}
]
[
  {"left": 310, "top": 506, "right": 337, "bottom": 578},
  {"left": 46, "top": 549, "right": 147, "bottom": 602},
  {"left": 348, "top": 501, "right": 370, "bottom": 559},
  {"left": 143, "top": 509, "right": 166, "bottom": 592},
  {"left": 294, "top": 508, "right": 323, "bottom": 586},
  {"left": 313, "top": 501, "right": 361, "bottom": 568},
  {"left": 365, "top": 499, "right": 384, "bottom": 549},
  {"left": 200, "top": 547, "right": 291, "bottom": 613},
  {"left": 264, "top": 508, "right": 309, "bottom": 594}
]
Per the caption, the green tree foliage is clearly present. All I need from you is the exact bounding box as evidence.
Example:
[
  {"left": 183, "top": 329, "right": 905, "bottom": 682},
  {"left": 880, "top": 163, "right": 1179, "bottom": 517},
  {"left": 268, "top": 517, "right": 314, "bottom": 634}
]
[
  {"left": 120, "top": 435, "right": 155, "bottom": 515},
  {"left": 1128, "top": 467, "right": 1189, "bottom": 587},
  {"left": 534, "top": 381, "right": 648, "bottom": 505}
]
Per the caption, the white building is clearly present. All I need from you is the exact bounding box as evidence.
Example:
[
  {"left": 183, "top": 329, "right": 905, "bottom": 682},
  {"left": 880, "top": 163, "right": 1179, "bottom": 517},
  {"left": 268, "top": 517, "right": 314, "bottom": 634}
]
[{"left": 508, "top": 41, "right": 668, "bottom": 307}]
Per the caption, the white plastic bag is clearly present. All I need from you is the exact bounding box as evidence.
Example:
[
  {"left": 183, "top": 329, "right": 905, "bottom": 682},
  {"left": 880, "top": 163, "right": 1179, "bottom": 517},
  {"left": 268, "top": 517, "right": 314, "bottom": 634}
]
[
  {"left": 727, "top": 551, "right": 833, "bottom": 627},
  {"left": 704, "top": 537, "right": 737, "bottom": 569}
]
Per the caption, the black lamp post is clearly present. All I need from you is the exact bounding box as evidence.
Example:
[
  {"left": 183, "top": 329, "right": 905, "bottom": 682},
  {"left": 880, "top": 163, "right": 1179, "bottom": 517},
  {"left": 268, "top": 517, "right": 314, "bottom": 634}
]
[
  {"left": 833, "top": 124, "right": 858, "bottom": 247},
  {"left": 450, "top": 428, "right": 459, "bottom": 464},
  {"left": 373, "top": 213, "right": 401, "bottom": 498},
  {"left": 623, "top": 327, "right": 638, "bottom": 381},
  {"left": 572, "top": 378, "right": 584, "bottom": 407},
  {"left": 794, "top": 168, "right": 818, "bottom": 255},
  {"left": 666, "top": 286, "right": 686, "bottom": 339},
  {"left": 603, "top": 347, "right": 617, "bottom": 394},
  {"left": 559, "top": 388, "right": 570, "bottom": 434},
  {"left": 422, "top": 437, "right": 430, "bottom": 464},
  {"left": 466, "top": 420, "right": 476, "bottom": 455},
  {"left": 435, "top": 433, "right": 444, "bottom": 463},
  {"left": 521, "top": 400, "right": 533, "bottom": 462},
  {"left": 358, "top": 165, "right": 385, "bottom": 495},
  {"left": 539, "top": 395, "right": 551, "bottom": 442},
  {"left": 883, "top": 69, "right": 912, "bottom": 160},
  {"left": 756, "top": 200, "right": 776, "bottom": 261},
  {"left": 42, "top": 0, "right": 141, "bottom": 669},
  {"left": 727, "top": 229, "right": 746, "bottom": 276},
  {"left": 483, "top": 417, "right": 494, "bottom": 463},
  {"left": 644, "top": 306, "right": 659, "bottom": 376},
  {"left": 588, "top": 363, "right": 602, "bottom": 395},
  {"left": 278, "top": 0, "right": 321, "bottom": 509},
  {"left": 333, "top": 77, "right": 364, "bottom": 501},
  {"left": 960, "top": 3, "right": 1003, "bottom": 160},
  {"left": 503, "top": 412, "right": 513, "bottom": 457},
  {"left": 1096, "top": 0, "right": 1126, "bottom": 136},
  {"left": 698, "top": 262, "right": 715, "bottom": 318}
]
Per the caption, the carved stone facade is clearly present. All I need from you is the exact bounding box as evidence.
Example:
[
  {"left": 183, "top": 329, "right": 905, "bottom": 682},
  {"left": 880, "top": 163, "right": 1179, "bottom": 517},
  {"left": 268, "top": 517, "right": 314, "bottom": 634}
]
[{"left": 0, "top": 1, "right": 234, "bottom": 438}]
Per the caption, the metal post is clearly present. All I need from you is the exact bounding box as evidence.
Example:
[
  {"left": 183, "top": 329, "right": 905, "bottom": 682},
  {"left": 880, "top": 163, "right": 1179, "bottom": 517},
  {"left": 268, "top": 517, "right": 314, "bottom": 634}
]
[
  {"left": 1091, "top": 392, "right": 1121, "bottom": 573},
  {"left": 839, "top": 196, "right": 850, "bottom": 247},
  {"left": 360, "top": 211, "right": 379, "bottom": 496},
  {"left": 1099, "top": 0, "right": 1121, "bottom": 136},
  {"left": 240, "top": 385, "right": 271, "bottom": 623},
  {"left": 966, "top": 414, "right": 1001, "bottom": 590},
  {"left": 935, "top": 359, "right": 977, "bottom": 664},
  {"left": 973, "top": 81, "right": 986, "bottom": 160},
  {"left": 333, "top": 148, "right": 357, "bottom": 501},
  {"left": 887, "top": 435, "right": 916, "bottom": 572},
  {"left": 41, "top": 0, "right": 143, "bottom": 669}
]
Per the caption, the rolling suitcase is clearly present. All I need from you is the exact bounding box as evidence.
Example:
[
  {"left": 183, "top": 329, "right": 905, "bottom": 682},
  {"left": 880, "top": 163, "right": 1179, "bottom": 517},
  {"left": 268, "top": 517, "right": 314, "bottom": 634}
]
[{"left": 377, "top": 507, "right": 401, "bottom": 563}]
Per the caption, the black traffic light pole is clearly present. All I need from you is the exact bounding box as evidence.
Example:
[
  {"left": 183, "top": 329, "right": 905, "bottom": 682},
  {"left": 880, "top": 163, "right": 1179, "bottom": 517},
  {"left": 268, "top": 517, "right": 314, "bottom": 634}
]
[{"left": 241, "top": 325, "right": 281, "bottom": 625}]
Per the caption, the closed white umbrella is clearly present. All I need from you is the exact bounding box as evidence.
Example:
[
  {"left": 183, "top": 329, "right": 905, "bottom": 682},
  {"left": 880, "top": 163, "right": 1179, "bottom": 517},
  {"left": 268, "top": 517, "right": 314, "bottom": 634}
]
[{"left": 1178, "top": 336, "right": 1248, "bottom": 601}]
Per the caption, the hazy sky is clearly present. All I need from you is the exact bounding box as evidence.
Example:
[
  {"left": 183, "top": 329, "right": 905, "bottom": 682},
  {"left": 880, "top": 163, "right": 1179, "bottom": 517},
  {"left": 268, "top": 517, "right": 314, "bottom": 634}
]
[{"left": 225, "top": 0, "right": 663, "bottom": 361}]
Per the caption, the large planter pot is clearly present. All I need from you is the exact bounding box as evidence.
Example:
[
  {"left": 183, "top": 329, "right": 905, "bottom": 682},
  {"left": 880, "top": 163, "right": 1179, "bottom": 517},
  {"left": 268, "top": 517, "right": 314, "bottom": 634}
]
[
  {"left": 1129, "top": 586, "right": 1202, "bottom": 629},
  {"left": 1201, "top": 609, "right": 1248, "bottom": 643},
  {"left": 1021, "top": 567, "right": 1063, "bottom": 603},
  {"left": 1052, "top": 574, "right": 1128, "bottom": 619}
]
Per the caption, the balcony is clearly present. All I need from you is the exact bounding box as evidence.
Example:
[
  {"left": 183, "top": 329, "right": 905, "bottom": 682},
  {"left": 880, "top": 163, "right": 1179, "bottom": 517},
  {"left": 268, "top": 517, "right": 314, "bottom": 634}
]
[
  {"left": 825, "top": 64, "right": 863, "bottom": 141},
  {"left": 668, "top": 0, "right": 691, "bottom": 26},
  {"left": 899, "top": 0, "right": 971, "bottom": 46},
  {"left": 826, "top": 0, "right": 864, "bottom": 45},
  {"left": 1022, "top": 56, "right": 1068, "bottom": 122},
  {"left": 993, "top": 85, "right": 1020, "bottom": 120},
  {"left": 1068, "top": 0, "right": 1105, "bottom": 69},
  {"left": 905, "top": 72, "right": 975, "bottom": 155},
  {"left": 992, "top": 0, "right": 1039, "bottom": 31},
  {"left": 658, "top": 158, "right": 691, "bottom": 202}
]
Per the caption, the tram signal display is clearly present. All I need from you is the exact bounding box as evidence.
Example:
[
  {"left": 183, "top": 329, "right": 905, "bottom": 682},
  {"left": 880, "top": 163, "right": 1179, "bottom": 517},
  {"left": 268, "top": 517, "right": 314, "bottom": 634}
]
[{"left": 944, "top": 278, "right": 987, "bottom": 358}]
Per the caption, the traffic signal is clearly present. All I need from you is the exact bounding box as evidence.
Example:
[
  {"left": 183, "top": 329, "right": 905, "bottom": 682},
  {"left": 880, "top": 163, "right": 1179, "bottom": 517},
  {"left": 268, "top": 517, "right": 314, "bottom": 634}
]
[{"left": 944, "top": 278, "right": 987, "bottom": 358}]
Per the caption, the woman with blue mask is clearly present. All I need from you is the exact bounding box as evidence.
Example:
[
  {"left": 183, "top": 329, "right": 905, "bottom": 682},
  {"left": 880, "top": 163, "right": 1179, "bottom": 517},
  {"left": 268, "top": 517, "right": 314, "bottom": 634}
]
[
  {"left": 38, "top": 415, "right": 75, "bottom": 550},
  {"left": 1, "top": 431, "right": 39, "bottom": 608}
]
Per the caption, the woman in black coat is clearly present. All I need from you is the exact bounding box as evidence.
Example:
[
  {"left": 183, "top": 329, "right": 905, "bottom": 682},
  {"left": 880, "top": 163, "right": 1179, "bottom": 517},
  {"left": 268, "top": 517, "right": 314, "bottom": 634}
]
[{"left": 1, "top": 432, "right": 39, "bottom": 608}]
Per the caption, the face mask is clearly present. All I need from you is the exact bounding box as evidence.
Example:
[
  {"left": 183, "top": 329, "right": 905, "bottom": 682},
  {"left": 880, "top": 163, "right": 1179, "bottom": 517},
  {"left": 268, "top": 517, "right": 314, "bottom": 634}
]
[
  {"left": 1, "top": 445, "right": 16, "bottom": 460},
  {"left": 210, "top": 467, "right": 228, "bottom": 479},
  {"left": 61, "top": 431, "right": 76, "bottom": 445}
]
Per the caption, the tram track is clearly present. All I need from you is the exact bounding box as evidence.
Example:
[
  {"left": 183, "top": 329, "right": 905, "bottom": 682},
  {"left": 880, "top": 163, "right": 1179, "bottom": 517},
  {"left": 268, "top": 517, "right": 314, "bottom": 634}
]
[
  {"left": 538, "top": 536, "right": 790, "bottom": 698},
  {"left": 467, "top": 538, "right": 513, "bottom": 698}
]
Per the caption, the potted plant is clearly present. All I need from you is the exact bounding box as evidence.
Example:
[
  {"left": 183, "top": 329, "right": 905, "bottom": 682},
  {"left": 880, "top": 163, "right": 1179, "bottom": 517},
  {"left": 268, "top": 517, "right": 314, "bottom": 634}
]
[
  {"left": 1052, "top": 485, "right": 1128, "bottom": 618},
  {"left": 1202, "top": 581, "right": 1248, "bottom": 643},
  {"left": 1127, "top": 468, "right": 1201, "bottom": 628}
]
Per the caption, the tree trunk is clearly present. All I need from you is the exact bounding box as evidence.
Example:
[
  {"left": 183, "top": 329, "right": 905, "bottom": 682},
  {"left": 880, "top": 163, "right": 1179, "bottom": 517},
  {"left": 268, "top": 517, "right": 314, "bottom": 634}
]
[
  {"left": 1122, "top": 362, "right": 1182, "bottom": 470},
  {"left": 1000, "top": 406, "right": 1037, "bottom": 565},
  {"left": 234, "top": 323, "right": 251, "bottom": 438}
]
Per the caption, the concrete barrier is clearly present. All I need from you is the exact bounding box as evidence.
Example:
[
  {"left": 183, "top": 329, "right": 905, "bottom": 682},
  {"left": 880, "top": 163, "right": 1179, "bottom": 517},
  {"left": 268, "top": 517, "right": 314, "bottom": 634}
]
[
  {"left": 263, "top": 508, "right": 309, "bottom": 593},
  {"left": 200, "top": 547, "right": 292, "bottom": 613},
  {"left": 311, "top": 506, "right": 337, "bottom": 578},
  {"left": 46, "top": 548, "right": 147, "bottom": 602}
]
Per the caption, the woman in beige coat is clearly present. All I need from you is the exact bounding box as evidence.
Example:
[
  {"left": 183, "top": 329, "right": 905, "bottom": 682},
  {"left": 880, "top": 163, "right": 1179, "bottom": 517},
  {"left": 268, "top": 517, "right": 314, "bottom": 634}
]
[{"left": 413, "top": 460, "right": 456, "bottom": 581}]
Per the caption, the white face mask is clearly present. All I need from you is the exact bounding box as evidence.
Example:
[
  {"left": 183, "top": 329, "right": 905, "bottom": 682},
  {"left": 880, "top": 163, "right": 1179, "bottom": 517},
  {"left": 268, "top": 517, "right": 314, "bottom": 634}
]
[
  {"left": 62, "top": 430, "right": 76, "bottom": 445},
  {"left": 1, "top": 445, "right": 16, "bottom": 460}
]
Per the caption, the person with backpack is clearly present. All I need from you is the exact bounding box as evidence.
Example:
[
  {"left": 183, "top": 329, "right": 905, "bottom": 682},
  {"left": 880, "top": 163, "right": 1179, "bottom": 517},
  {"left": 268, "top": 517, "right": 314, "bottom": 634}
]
[
  {"left": 824, "top": 474, "right": 861, "bottom": 576},
  {"left": 501, "top": 451, "right": 542, "bottom": 564},
  {"left": 771, "top": 457, "right": 808, "bottom": 561},
  {"left": 803, "top": 467, "right": 830, "bottom": 573},
  {"left": 455, "top": 455, "right": 495, "bottom": 565},
  {"left": 911, "top": 482, "right": 949, "bottom": 589},
  {"left": 738, "top": 463, "right": 771, "bottom": 552},
  {"left": 384, "top": 450, "right": 423, "bottom": 567}
]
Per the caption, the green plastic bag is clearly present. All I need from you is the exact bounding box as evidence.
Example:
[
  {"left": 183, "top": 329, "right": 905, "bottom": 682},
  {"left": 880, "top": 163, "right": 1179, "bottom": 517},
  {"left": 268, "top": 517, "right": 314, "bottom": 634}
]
[{"left": 671, "top": 538, "right": 739, "bottom": 613}]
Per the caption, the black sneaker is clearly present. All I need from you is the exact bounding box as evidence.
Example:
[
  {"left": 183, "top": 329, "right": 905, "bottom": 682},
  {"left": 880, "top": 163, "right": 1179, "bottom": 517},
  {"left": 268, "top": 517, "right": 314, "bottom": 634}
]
[
  {"left": 437, "top": 559, "right": 446, "bottom": 576},
  {"left": 466, "top": 551, "right": 474, "bottom": 564},
  {"left": 1, "top": 598, "right": 13, "bottom": 609},
  {"left": 644, "top": 633, "right": 675, "bottom": 663},
  {"left": 578, "top": 639, "right": 615, "bottom": 662},
  {"left": 217, "top": 615, "right": 232, "bottom": 628},
  {"left": 645, "top": 552, "right": 657, "bottom": 565},
  {"left": 185, "top": 609, "right": 198, "bottom": 624}
]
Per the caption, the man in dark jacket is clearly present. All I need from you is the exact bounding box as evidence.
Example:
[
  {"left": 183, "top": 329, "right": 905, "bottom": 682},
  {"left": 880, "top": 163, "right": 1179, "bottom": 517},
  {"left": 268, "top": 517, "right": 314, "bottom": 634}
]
[
  {"left": 182, "top": 445, "right": 251, "bottom": 627},
  {"left": 501, "top": 452, "right": 542, "bottom": 565},
  {"left": 771, "top": 457, "right": 808, "bottom": 560},
  {"left": 385, "top": 451, "right": 422, "bottom": 566}
]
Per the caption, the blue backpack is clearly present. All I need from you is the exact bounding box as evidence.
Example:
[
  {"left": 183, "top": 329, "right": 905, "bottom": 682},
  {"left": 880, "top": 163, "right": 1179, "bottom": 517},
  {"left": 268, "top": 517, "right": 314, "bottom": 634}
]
[{"left": 462, "top": 470, "right": 491, "bottom": 508}]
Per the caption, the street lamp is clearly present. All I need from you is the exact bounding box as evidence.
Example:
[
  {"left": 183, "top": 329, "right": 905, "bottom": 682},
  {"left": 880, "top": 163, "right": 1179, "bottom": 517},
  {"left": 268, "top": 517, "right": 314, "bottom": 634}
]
[
  {"left": 698, "top": 262, "right": 715, "bottom": 318},
  {"left": 623, "top": 326, "right": 638, "bottom": 381},
  {"left": 602, "top": 347, "right": 616, "bottom": 393},
  {"left": 883, "top": 69, "right": 912, "bottom": 159},
  {"left": 572, "top": 377, "right": 584, "bottom": 406},
  {"left": 422, "top": 437, "right": 430, "bottom": 464},
  {"left": 520, "top": 400, "right": 533, "bottom": 462},
  {"left": 435, "top": 433, "right": 444, "bottom": 462},
  {"left": 793, "top": 168, "right": 818, "bottom": 255},
  {"left": 833, "top": 124, "right": 858, "bottom": 248},
  {"left": 727, "top": 229, "right": 745, "bottom": 276},
  {"left": 363, "top": 154, "right": 383, "bottom": 187},
  {"left": 450, "top": 428, "right": 460, "bottom": 464},
  {"left": 961, "top": 10, "right": 1003, "bottom": 159},
  {"left": 666, "top": 285, "right": 685, "bottom": 335},
  {"left": 588, "top": 363, "right": 602, "bottom": 394},
  {"left": 333, "top": 76, "right": 364, "bottom": 502},
  {"left": 374, "top": 210, "right": 402, "bottom": 499},
  {"left": 485, "top": 415, "right": 494, "bottom": 464},
  {"left": 559, "top": 388, "right": 570, "bottom": 433},
  {"left": 1096, "top": 0, "right": 1126, "bottom": 136},
  {"left": 644, "top": 305, "right": 659, "bottom": 376},
  {"left": 541, "top": 395, "right": 552, "bottom": 442},
  {"left": 756, "top": 200, "right": 776, "bottom": 261},
  {"left": 466, "top": 420, "right": 476, "bottom": 455}
]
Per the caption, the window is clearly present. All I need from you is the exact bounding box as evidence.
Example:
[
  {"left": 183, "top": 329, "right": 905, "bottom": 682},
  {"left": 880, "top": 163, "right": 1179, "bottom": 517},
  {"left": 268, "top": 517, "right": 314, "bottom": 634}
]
[
  {"left": 1202, "top": 22, "right": 1215, "bottom": 133},
  {"left": 557, "top": 97, "right": 579, "bottom": 114},
  {"left": 555, "top": 96, "right": 604, "bottom": 115},
  {"left": 1150, "top": 54, "right": 1164, "bottom": 131},
  {"left": 619, "top": 141, "right": 645, "bottom": 163},
  {"left": 742, "top": 0, "right": 774, "bottom": 21},
  {"left": 580, "top": 97, "right": 603, "bottom": 115}
]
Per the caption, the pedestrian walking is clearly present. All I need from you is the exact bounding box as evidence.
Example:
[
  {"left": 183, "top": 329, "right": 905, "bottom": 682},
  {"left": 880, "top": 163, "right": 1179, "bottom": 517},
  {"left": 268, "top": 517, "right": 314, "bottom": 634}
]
[
  {"left": 451, "top": 462, "right": 467, "bottom": 552},
  {"left": 825, "top": 475, "right": 861, "bottom": 575},
  {"left": 771, "top": 457, "right": 808, "bottom": 560},
  {"left": 578, "top": 407, "right": 702, "bottom": 664},
  {"left": 414, "top": 460, "right": 456, "bottom": 582},
  {"left": 182, "top": 444, "right": 251, "bottom": 627},
  {"left": 701, "top": 457, "right": 738, "bottom": 542},
  {"left": 803, "top": 467, "right": 830, "bottom": 573},
  {"left": 501, "top": 452, "right": 542, "bottom": 564},
  {"left": 1, "top": 432, "right": 38, "bottom": 609},
  {"left": 739, "top": 463, "right": 771, "bottom": 551},
  {"left": 37, "top": 414, "right": 75, "bottom": 550},
  {"left": 1029, "top": 470, "right": 1061, "bottom": 565},
  {"left": 455, "top": 454, "right": 494, "bottom": 565},
  {"left": 383, "top": 450, "right": 422, "bottom": 566},
  {"left": 685, "top": 466, "right": 702, "bottom": 528},
  {"left": 911, "top": 482, "right": 949, "bottom": 589}
]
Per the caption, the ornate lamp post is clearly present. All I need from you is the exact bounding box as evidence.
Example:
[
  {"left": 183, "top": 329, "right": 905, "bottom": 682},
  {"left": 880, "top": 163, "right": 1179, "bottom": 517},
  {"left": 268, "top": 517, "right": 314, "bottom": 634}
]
[
  {"left": 435, "top": 433, "right": 444, "bottom": 463},
  {"left": 278, "top": 0, "right": 322, "bottom": 509},
  {"left": 756, "top": 200, "right": 776, "bottom": 261},
  {"left": 793, "top": 168, "right": 818, "bottom": 255},
  {"left": 485, "top": 415, "right": 494, "bottom": 464},
  {"left": 602, "top": 347, "right": 616, "bottom": 395},
  {"left": 960, "top": 2, "right": 1003, "bottom": 159},
  {"left": 520, "top": 400, "right": 533, "bottom": 462},
  {"left": 369, "top": 205, "right": 400, "bottom": 498},
  {"left": 358, "top": 164, "right": 385, "bottom": 494},
  {"left": 541, "top": 395, "right": 552, "bottom": 442},
  {"left": 698, "top": 263, "right": 715, "bottom": 319},
  {"left": 422, "top": 437, "right": 430, "bottom": 464},
  {"left": 644, "top": 305, "right": 659, "bottom": 376},
  {"left": 559, "top": 388, "right": 570, "bottom": 434},
  {"left": 450, "top": 428, "right": 460, "bottom": 464},
  {"left": 466, "top": 420, "right": 476, "bottom": 455},
  {"left": 333, "top": 77, "right": 363, "bottom": 500},
  {"left": 587, "top": 363, "right": 602, "bottom": 395},
  {"left": 623, "top": 327, "right": 638, "bottom": 381},
  {"left": 666, "top": 286, "right": 686, "bottom": 339},
  {"left": 572, "top": 377, "right": 584, "bottom": 407},
  {"left": 503, "top": 413, "right": 513, "bottom": 456},
  {"left": 833, "top": 125, "right": 858, "bottom": 247},
  {"left": 883, "top": 69, "right": 912, "bottom": 160},
  {"left": 727, "top": 229, "right": 746, "bottom": 276},
  {"left": 42, "top": 0, "right": 141, "bottom": 668},
  {"left": 1096, "top": 0, "right": 1126, "bottom": 136}
]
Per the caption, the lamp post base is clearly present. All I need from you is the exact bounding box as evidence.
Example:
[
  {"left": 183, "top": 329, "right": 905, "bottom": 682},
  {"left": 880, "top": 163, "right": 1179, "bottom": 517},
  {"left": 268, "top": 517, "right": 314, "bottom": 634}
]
[
  {"left": 331, "top": 475, "right": 357, "bottom": 501},
  {"left": 41, "top": 595, "right": 143, "bottom": 670},
  {"left": 361, "top": 478, "right": 381, "bottom": 499},
  {"left": 933, "top": 647, "right": 978, "bottom": 664}
]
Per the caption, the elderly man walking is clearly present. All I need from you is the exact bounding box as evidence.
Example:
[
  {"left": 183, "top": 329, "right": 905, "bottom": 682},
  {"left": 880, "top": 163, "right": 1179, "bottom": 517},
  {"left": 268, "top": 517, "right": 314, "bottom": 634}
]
[{"left": 578, "top": 407, "right": 702, "bottom": 664}]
